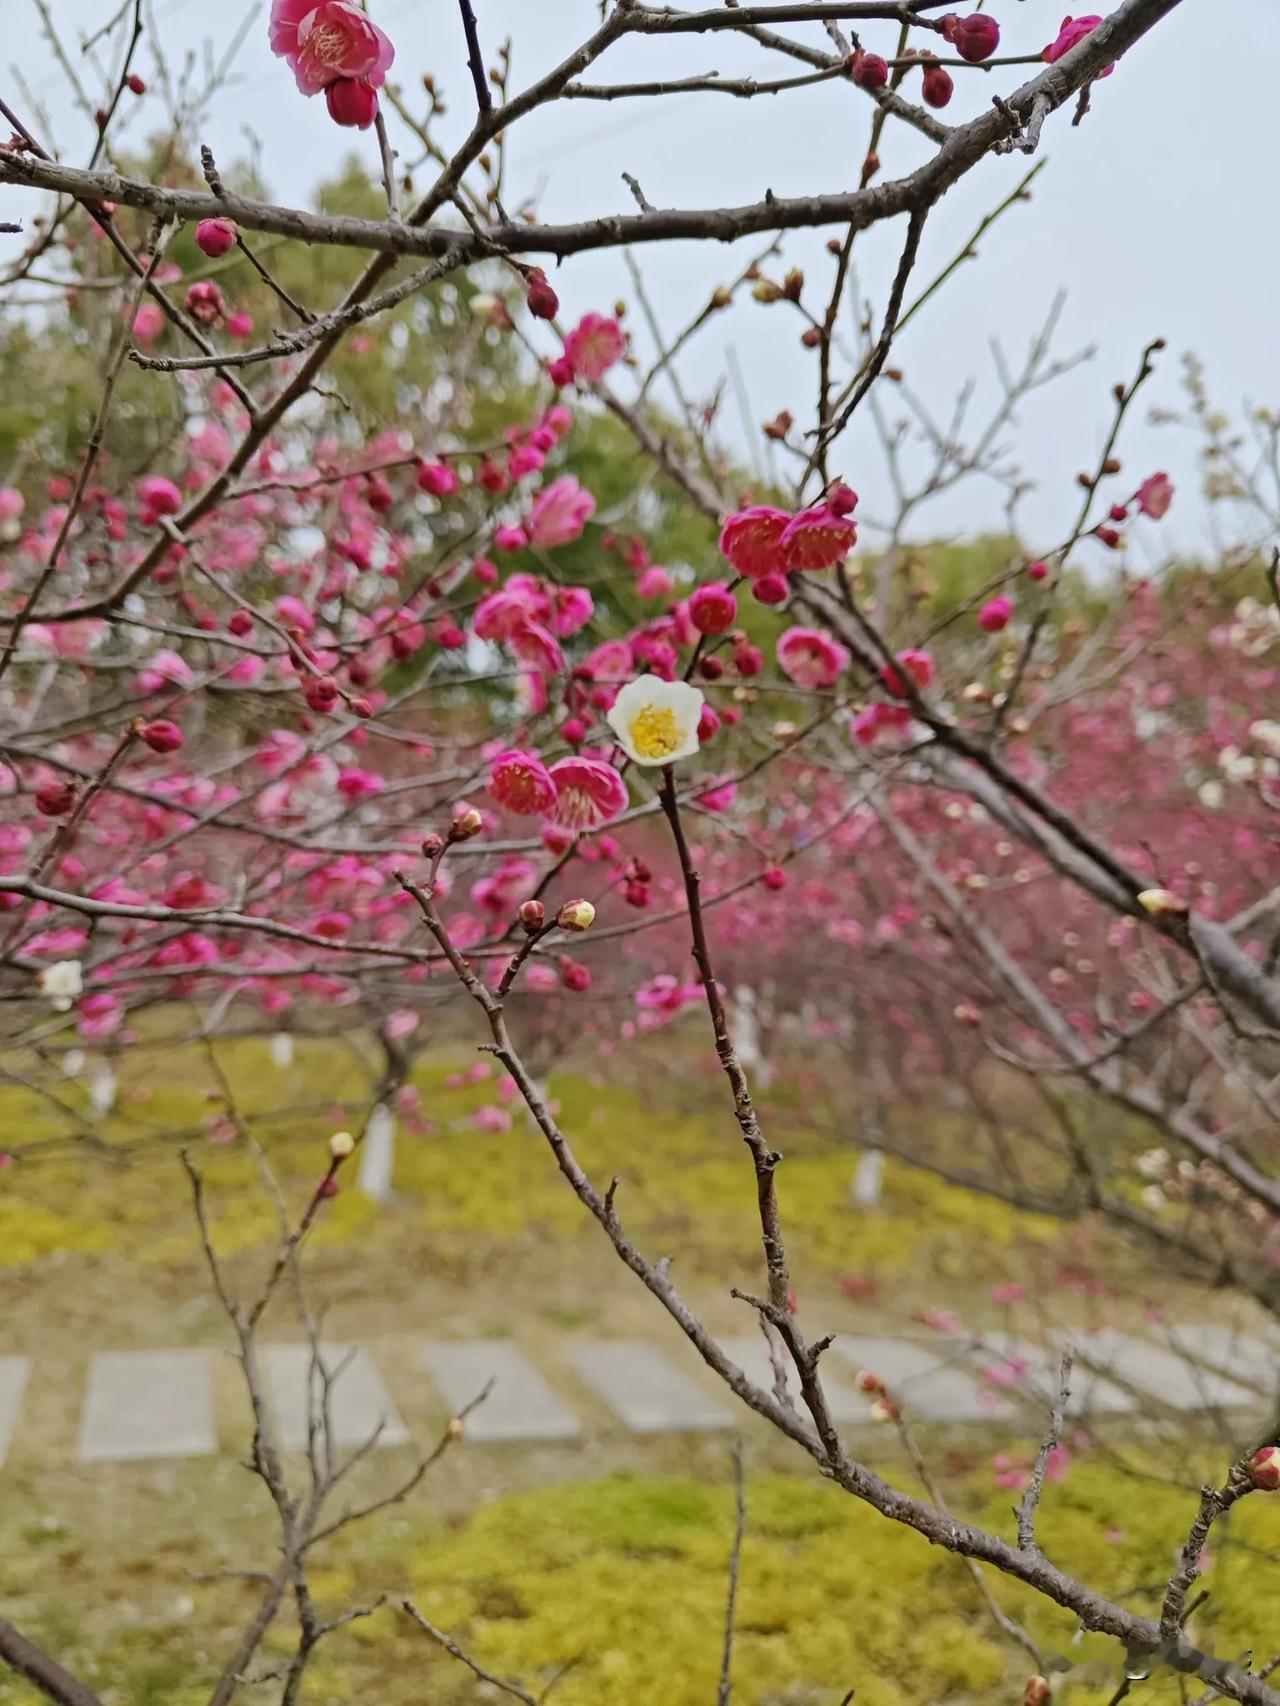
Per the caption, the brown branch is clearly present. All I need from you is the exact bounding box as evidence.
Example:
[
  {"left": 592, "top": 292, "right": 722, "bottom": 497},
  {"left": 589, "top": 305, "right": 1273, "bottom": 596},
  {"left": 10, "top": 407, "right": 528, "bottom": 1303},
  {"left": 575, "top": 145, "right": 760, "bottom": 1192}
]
[
  {"left": 717, "top": 1443, "right": 747, "bottom": 1706},
  {"left": 0, "top": 1623, "right": 104, "bottom": 1706},
  {"left": 400, "top": 1601, "right": 538, "bottom": 1705},
  {"left": 457, "top": 0, "right": 494, "bottom": 114},
  {"left": 1017, "top": 1349, "right": 1073, "bottom": 1551}
]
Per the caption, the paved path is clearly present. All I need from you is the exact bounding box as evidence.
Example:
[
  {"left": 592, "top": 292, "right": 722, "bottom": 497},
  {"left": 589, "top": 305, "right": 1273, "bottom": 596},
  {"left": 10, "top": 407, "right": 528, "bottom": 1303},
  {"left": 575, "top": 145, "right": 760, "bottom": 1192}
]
[{"left": 0, "top": 1323, "right": 1272, "bottom": 1465}]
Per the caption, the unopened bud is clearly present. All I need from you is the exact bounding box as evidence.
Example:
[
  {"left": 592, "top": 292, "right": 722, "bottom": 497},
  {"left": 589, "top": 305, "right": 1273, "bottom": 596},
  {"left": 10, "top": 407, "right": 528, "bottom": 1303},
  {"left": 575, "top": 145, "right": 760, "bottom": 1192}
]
[
  {"left": 1023, "top": 1677, "right": 1051, "bottom": 1706},
  {"left": 317, "top": 1175, "right": 340, "bottom": 1199},
  {"left": 1247, "top": 1445, "right": 1280, "bottom": 1490},
  {"left": 518, "top": 898, "right": 546, "bottom": 932},
  {"left": 801, "top": 326, "right": 823, "bottom": 348},
  {"left": 451, "top": 807, "right": 484, "bottom": 841},
  {"left": 557, "top": 898, "right": 595, "bottom": 932},
  {"left": 1103, "top": 456, "right": 1122, "bottom": 474},
  {"left": 782, "top": 267, "right": 804, "bottom": 301},
  {"left": 953, "top": 1002, "right": 981, "bottom": 1026},
  {"left": 329, "top": 1130, "right": 355, "bottom": 1161},
  {"left": 709, "top": 286, "right": 732, "bottom": 310},
  {"left": 1136, "top": 888, "right": 1188, "bottom": 918},
  {"left": 525, "top": 268, "right": 559, "bottom": 321},
  {"left": 752, "top": 279, "right": 785, "bottom": 304},
  {"left": 421, "top": 832, "right": 445, "bottom": 859},
  {"left": 447, "top": 1416, "right": 465, "bottom": 1439},
  {"left": 855, "top": 1369, "right": 886, "bottom": 1395}
]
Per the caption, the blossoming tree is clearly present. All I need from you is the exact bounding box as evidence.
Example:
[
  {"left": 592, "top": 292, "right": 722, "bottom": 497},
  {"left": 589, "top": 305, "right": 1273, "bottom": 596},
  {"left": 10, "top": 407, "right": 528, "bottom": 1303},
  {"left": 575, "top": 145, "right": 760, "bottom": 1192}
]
[{"left": 8, "top": 2, "right": 1280, "bottom": 1704}]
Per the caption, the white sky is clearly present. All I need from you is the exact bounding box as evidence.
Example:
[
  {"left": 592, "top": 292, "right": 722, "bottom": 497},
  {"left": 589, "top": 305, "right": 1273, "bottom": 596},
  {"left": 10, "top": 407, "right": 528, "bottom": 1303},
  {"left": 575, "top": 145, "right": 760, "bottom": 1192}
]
[{"left": 5, "top": 1, "right": 1275, "bottom": 561}]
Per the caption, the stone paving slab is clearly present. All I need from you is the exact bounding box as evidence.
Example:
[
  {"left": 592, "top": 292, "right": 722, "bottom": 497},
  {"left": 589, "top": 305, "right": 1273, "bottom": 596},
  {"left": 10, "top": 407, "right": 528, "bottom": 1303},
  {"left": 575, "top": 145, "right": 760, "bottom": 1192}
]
[
  {"left": 959, "top": 1334, "right": 1137, "bottom": 1417},
  {"left": 0, "top": 1358, "right": 29, "bottom": 1465},
  {"left": 827, "top": 1336, "right": 1010, "bottom": 1421},
  {"left": 1063, "top": 1330, "right": 1260, "bottom": 1411},
  {"left": 1147, "top": 1325, "right": 1279, "bottom": 1399},
  {"left": 263, "top": 1344, "right": 408, "bottom": 1452},
  {"left": 423, "top": 1341, "right": 580, "bottom": 1443},
  {"left": 78, "top": 1351, "right": 216, "bottom": 1462},
  {"left": 720, "top": 1336, "right": 866, "bottom": 1424},
  {"left": 564, "top": 1341, "right": 734, "bottom": 1434}
]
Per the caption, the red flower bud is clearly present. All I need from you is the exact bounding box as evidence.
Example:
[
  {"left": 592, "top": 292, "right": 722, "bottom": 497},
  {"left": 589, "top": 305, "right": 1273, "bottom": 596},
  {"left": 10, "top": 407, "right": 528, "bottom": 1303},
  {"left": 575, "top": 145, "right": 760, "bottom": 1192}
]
[
  {"left": 1247, "top": 1445, "right": 1280, "bottom": 1490},
  {"left": 851, "top": 51, "right": 889, "bottom": 89},
  {"left": 35, "top": 780, "right": 76, "bottom": 817},
  {"left": 126, "top": 73, "right": 147, "bottom": 95},
  {"left": 827, "top": 482, "right": 858, "bottom": 517},
  {"left": 560, "top": 957, "right": 592, "bottom": 992},
  {"left": 946, "top": 14, "right": 1000, "bottom": 62},
  {"left": 762, "top": 866, "right": 786, "bottom": 891},
  {"left": 325, "top": 78, "right": 379, "bottom": 130},
  {"left": 689, "top": 581, "right": 738, "bottom": 636},
  {"left": 922, "top": 65, "right": 954, "bottom": 107},
  {"left": 751, "top": 572, "right": 790, "bottom": 606},
  {"left": 526, "top": 269, "right": 559, "bottom": 320},
  {"left": 1026, "top": 560, "right": 1048, "bottom": 582},
  {"left": 421, "top": 832, "right": 445, "bottom": 859},
  {"left": 1023, "top": 1678, "right": 1051, "bottom": 1706},
  {"left": 228, "top": 609, "right": 253, "bottom": 636},
  {"left": 699, "top": 655, "right": 724, "bottom": 681},
  {"left": 139, "top": 718, "right": 184, "bottom": 753},
  {"left": 195, "top": 217, "right": 237, "bottom": 258}
]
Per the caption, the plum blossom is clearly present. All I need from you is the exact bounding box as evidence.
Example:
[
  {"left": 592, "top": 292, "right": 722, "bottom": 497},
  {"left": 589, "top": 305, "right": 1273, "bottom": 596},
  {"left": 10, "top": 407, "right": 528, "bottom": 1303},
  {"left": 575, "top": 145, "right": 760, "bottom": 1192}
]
[
  {"left": 1136, "top": 472, "right": 1174, "bottom": 519},
  {"left": 269, "top": 1, "right": 395, "bottom": 97},
  {"left": 37, "top": 959, "right": 83, "bottom": 1011},
  {"left": 607, "top": 675, "right": 705, "bottom": 766},
  {"left": 776, "top": 626, "right": 850, "bottom": 689},
  {"left": 526, "top": 476, "right": 596, "bottom": 548},
  {"left": 488, "top": 750, "right": 558, "bottom": 816},
  {"left": 1043, "top": 14, "right": 1114, "bottom": 75},
  {"left": 546, "top": 755, "right": 628, "bottom": 830},
  {"left": 561, "top": 314, "right": 625, "bottom": 382},
  {"left": 718, "top": 506, "right": 789, "bottom": 578},
  {"left": 777, "top": 504, "right": 858, "bottom": 570}
]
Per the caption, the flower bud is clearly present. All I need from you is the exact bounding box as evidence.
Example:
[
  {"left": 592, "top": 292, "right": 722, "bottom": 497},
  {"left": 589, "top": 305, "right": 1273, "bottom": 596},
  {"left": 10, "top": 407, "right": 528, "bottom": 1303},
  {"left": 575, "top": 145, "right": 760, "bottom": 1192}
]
[
  {"left": 317, "top": 1174, "right": 340, "bottom": 1199},
  {"left": 782, "top": 268, "right": 805, "bottom": 301},
  {"left": 800, "top": 326, "right": 823, "bottom": 348},
  {"left": 451, "top": 807, "right": 484, "bottom": 841},
  {"left": 126, "top": 73, "right": 146, "bottom": 95},
  {"left": 184, "top": 280, "right": 224, "bottom": 325},
  {"left": 195, "top": 217, "right": 237, "bottom": 258},
  {"left": 690, "top": 581, "right": 738, "bottom": 636},
  {"left": 947, "top": 14, "right": 1000, "bottom": 62},
  {"left": 752, "top": 572, "right": 790, "bottom": 607},
  {"left": 1023, "top": 1677, "right": 1051, "bottom": 1706},
  {"left": 325, "top": 77, "right": 379, "bottom": 129},
  {"left": 560, "top": 957, "right": 592, "bottom": 992},
  {"left": 139, "top": 718, "right": 184, "bottom": 753},
  {"left": 1026, "top": 560, "right": 1048, "bottom": 582},
  {"left": 518, "top": 898, "right": 546, "bottom": 933},
  {"left": 762, "top": 867, "right": 786, "bottom": 892},
  {"left": 35, "top": 780, "right": 76, "bottom": 817},
  {"left": 446, "top": 1415, "right": 465, "bottom": 1439},
  {"left": 855, "top": 1369, "right": 886, "bottom": 1394},
  {"left": 526, "top": 268, "right": 559, "bottom": 320},
  {"left": 228, "top": 608, "right": 254, "bottom": 636},
  {"left": 1136, "top": 888, "right": 1187, "bottom": 918},
  {"left": 709, "top": 286, "right": 732, "bottom": 310},
  {"left": 699, "top": 655, "right": 724, "bottom": 681},
  {"left": 953, "top": 1002, "right": 982, "bottom": 1026},
  {"left": 557, "top": 898, "right": 595, "bottom": 933},
  {"left": 1095, "top": 525, "right": 1123, "bottom": 550},
  {"left": 752, "top": 279, "right": 785, "bottom": 304},
  {"left": 921, "top": 65, "right": 954, "bottom": 108},
  {"left": 977, "top": 595, "right": 1013, "bottom": 633},
  {"left": 329, "top": 1129, "right": 355, "bottom": 1161},
  {"left": 1247, "top": 1445, "right": 1280, "bottom": 1490},
  {"left": 851, "top": 51, "right": 889, "bottom": 90},
  {"left": 827, "top": 483, "right": 858, "bottom": 517}
]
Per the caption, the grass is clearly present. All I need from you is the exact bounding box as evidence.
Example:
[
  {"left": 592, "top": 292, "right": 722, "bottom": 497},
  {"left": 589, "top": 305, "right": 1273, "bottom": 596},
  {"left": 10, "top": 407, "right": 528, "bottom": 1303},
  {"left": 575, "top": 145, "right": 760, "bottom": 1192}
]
[{"left": 1, "top": 1458, "right": 1279, "bottom": 1705}]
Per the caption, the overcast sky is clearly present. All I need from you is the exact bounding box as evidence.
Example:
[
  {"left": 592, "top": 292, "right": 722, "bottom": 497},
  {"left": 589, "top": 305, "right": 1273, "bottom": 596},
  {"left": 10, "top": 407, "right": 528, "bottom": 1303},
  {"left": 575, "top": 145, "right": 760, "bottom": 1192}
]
[{"left": 6, "top": 2, "right": 1275, "bottom": 562}]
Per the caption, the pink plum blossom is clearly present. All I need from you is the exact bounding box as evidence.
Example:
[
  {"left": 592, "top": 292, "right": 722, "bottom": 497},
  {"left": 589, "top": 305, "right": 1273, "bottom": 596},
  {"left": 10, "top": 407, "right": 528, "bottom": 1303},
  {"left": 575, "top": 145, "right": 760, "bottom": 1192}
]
[
  {"left": 546, "top": 755, "right": 628, "bottom": 830},
  {"left": 269, "top": 0, "right": 395, "bottom": 97},
  {"left": 526, "top": 476, "right": 596, "bottom": 548},
  {"left": 488, "top": 750, "right": 558, "bottom": 816},
  {"left": 776, "top": 626, "right": 850, "bottom": 689},
  {"left": 561, "top": 314, "right": 625, "bottom": 382}
]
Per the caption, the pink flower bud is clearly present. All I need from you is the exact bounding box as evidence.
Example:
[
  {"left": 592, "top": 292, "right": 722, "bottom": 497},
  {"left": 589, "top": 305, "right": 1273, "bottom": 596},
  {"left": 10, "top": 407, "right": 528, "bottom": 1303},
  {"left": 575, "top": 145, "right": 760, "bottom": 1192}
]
[
  {"left": 557, "top": 898, "right": 596, "bottom": 932},
  {"left": 126, "top": 73, "right": 146, "bottom": 95},
  {"left": 317, "top": 1175, "right": 340, "bottom": 1199},
  {"left": 827, "top": 482, "right": 858, "bottom": 517},
  {"left": 548, "top": 355, "right": 576, "bottom": 388},
  {"left": 851, "top": 51, "right": 889, "bottom": 90},
  {"left": 195, "top": 217, "right": 237, "bottom": 258},
  {"left": 697, "top": 704, "right": 721, "bottom": 742},
  {"left": 139, "top": 718, "right": 184, "bottom": 753},
  {"left": 1026, "top": 559, "right": 1048, "bottom": 581},
  {"left": 417, "top": 459, "right": 458, "bottom": 497},
  {"left": 733, "top": 641, "right": 764, "bottom": 677},
  {"left": 325, "top": 77, "right": 379, "bottom": 129},
  {"left": 228, "top": 609, "right": 254, "bottom": 636},
  {"left": 562, "top": 716, "right": 587, "bottom": 746},
  {"left": 881, "top": 647, "right": 934, "bottom": 698},
  {"left": 519, "top": 899, "right": 546, "bottom": 932},
  {"left": 689, "top": 581, "right": 738, "bottom": 636},
  {"left": 35, "top": 780, "right": 76, "bottom": 817},
  {"left": 762, "top": 866, "right": 786, "bottom": 891},
  {"left": 1096, "top": 525, "right": 1123, "bottom": 549},
  {"left": 1248, "top": 1446, "right": 1280, "bottom": 1490},
  {"left": 184, "top": 281, "right": 224, "bottom": 325},
  {"left": 451, "top": 807, "right": 484, "bottom": 841},
  {"left": 421, "top": 832, "right": 445, "bottom": 858},
  {"left": 526, "top": 269, "right": 559, "bottom": 320},
  {"left": 977, "top": 595, "right": 1013, "bottom": 633},
  {"left": 921, "top": 65, "right": 954, "bottom": 107},
  {"left": 752, "top": 572, "right": 789, "bottom": 606},
  {"left": 560, "top": 957, "right": 592, "bottom": 992}
]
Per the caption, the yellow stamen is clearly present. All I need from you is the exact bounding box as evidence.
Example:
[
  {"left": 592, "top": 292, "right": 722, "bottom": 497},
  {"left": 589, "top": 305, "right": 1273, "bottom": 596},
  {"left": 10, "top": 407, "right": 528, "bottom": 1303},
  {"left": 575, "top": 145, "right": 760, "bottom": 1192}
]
[{"left": 630, "top": 704, "right": 681, "bottom": 759}]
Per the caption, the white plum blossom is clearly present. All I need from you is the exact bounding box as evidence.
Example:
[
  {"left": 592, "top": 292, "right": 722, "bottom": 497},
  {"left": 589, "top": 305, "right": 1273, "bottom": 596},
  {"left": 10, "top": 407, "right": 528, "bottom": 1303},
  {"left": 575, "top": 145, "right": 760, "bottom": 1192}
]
[
  {"left": 37, "top": 960, "right": 83, "bottom": 1012},
  {"left": 606, "top": 674, "right": 704, "bottom": 767}
]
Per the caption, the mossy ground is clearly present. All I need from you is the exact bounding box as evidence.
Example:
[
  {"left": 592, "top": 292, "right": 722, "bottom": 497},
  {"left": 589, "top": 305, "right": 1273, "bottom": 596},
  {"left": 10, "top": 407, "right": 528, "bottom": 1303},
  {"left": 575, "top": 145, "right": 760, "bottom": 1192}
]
[{"left": 1, "top": 1033, "right": 1275, "bottom": 1703}]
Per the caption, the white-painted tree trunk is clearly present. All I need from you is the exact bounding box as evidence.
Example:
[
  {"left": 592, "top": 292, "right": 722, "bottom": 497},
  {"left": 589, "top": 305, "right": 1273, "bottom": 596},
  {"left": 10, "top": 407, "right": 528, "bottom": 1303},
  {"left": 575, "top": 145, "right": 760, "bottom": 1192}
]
[
  {"left": 852, "top": 1148, "right": 884, "bottom": 1209},
  {"left": 88, "top": 1063, "right": 117, "bottom": 1117},
  {"left": 357, "top": 1102, "right": 395, "bottom": 1202},
  {"left": 733, "top": 986, "right": 772, "bottom": 1087}
]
